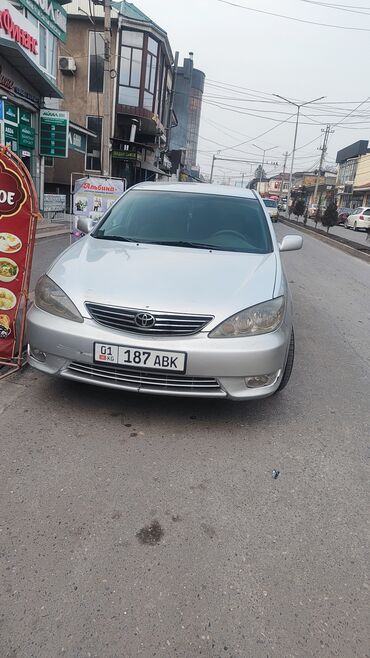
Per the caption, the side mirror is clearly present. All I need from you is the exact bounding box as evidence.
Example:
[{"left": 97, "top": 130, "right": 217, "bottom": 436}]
[
  {"left": 279, "top": 235, "right": 303, "bottom": 252},
  {"left": 77, "top": 217, "right": 95, "bottom": 234}
]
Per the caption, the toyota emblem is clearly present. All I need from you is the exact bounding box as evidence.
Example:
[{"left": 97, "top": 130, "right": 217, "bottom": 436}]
[{"left": 134, "top": 312, "right": 156, "bottom": 328}]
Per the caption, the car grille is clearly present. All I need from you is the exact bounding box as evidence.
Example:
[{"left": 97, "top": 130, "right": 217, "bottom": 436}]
[
  {"left": 63, "top": 361, "right": 225, "bottom": 397},
  {"left": 85, "top": 303, "right": 214, "bottom": 336}
]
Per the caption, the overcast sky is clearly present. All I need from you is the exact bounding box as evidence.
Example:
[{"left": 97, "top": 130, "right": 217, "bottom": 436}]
[{"left": 135, "top": 0, "right": 370, "bottom": 182}]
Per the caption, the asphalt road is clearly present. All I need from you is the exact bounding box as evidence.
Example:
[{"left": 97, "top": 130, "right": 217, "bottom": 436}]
[
  {"left": 1, "top": 226, "right": 369, "bottom": 658},
  {"left": 30, "top": 234, "right": 70, "bottom": 291}
]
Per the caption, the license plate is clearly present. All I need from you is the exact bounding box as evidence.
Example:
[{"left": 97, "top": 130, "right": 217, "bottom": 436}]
[{"left": 94, "top": 343, "right": 186, "bottom": 373}]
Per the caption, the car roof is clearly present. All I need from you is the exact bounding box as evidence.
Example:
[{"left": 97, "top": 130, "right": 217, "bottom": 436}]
[{"left": 130, "top": 182, "right": 258, "bottom": 199}]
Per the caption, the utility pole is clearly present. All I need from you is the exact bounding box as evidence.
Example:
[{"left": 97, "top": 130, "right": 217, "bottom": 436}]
[
  {"left": 274, "top": 94, "right": 325, "bottom": 212},
  {"left": 102, "top": 0, "right": 112, "bottom": 177},
  {"left": 279, "top": 151, "right": 288, "bottom": 203},
  {"left": 241, "top": 172, "right": 245, "bottom": 187},
  {"left": 313, "top": 124, "right": 334, "bottom": 204}
]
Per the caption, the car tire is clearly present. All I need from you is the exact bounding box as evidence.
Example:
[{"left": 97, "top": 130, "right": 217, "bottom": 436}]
[
  {"left": 276, "top": 329, "right": 295, "bottom": 393},
  {"left": 344, "top": 220, "right": 349, "bottom": 229}
]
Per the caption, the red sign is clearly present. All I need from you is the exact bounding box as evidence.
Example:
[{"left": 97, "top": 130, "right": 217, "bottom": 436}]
[
  {"left": 0, "top": 9, "right": 38, "bottom": 55},
  {"left": 0, "top": 147, "right": 38, "bottom": 370}
]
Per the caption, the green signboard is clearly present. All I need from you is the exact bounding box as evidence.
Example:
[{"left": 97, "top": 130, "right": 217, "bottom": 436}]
[
  {"left": 19, "top": 125, "right": 35, "bottom": 149},
  {"left": 40, "top": 109, "right": 69, "bottom": 158},
  {"left": 4, "top": 102, "right": 18, "bottom": 124},
  {"left": 17, "top": 0, "right": 67, "bottom": 42},
  {"left": 112, "top": 150, "right": 142, "bottom": 161},
  {"left": 69, "top": 129, "right": 87, "bottom": 154},
  {"left": 19, "top": 110, "right": 32, "bottom": 126},
  {"left": 4, "top": 123, "right": 18, "bottom": 153}
]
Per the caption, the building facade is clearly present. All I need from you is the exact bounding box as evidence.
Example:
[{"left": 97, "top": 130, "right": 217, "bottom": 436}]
[
  {"left": 170, "top": 54, "right": 205, "bottom": 174},
  {"left": 336, "top": 140, "right": 369, "bottom": 208},
  {"left": 0, "top": 0, "right": 69, "bottom": 202},
  {"left": 45, "top": 0, "right": 174, "bottom": 199}
]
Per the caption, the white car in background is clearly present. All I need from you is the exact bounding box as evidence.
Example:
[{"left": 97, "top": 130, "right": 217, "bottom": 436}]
[
  {"left": 345, "top": 207, "right": 370, "bottom": 231},
  {"left": 262, "top": 198, "right": 279, "bottom": 223}
]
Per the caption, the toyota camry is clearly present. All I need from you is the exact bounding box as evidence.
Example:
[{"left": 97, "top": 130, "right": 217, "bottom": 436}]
[{"left": 27, "top": 183, "right": 302, "bottom": 400}]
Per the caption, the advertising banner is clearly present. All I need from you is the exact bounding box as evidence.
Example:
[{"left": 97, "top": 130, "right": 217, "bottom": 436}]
[
  {"left": 73, "top": 177, "right": 126, "bottom": 222},
  {"left": 0, "top": 147, "right": 38, "bottom": 372}
]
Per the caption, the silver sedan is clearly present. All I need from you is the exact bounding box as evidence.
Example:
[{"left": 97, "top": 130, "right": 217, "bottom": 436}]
[{"left": 27, "top": 183, "right": 302, "bottom": 400}]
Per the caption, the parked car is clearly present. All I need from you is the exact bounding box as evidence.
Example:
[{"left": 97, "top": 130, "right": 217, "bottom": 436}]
[
  {"left": 262, "top": 198, "right": 279, "bottom": 222},
  {"left": 27, "top": 183, "right": 302, "bottom": 401},
  {"left": 307, "top": 204, "right": 319, "bottom": 218},
  {"left": 344, "top": 207, "right": 370, "bottom": 231},
  {"left": 337, "top": 207, "right": 352, "bottom": 225}
]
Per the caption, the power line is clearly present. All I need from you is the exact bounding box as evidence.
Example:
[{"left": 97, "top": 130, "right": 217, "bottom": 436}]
[
  {"left": 217, "top": 0, "right": 370, "bottom": 31},
  {"left": 299, "top": 0, "right": 370, "bottom": 16}
]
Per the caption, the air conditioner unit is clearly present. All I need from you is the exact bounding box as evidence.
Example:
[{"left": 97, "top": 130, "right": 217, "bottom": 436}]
[{"left": 59, "top": 56, "right": 77, "bottom": 74}]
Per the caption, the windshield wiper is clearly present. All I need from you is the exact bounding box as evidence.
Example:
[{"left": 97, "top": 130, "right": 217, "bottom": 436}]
[
  {"left": 94, "top": 234, "right": 139, "bottom": 242},
  {"left": 153, "top": 240, "right": 227, "bottom": 250}
]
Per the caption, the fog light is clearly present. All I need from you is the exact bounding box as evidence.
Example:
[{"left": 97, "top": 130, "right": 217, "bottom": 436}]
[
  {"left": 28, "top": 345, "right": 46, "bottom": 362},
  {"left": 245, "top": 371, "right": 280, "bottom": 388}
]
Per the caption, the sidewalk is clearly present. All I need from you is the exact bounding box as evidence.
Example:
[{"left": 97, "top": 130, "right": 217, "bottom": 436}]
[{"left": 36, "top": 217, "right": 72, "bottom": 241}]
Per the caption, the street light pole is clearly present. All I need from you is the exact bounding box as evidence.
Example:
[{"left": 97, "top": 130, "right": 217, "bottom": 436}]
[
  {"left": 102, "top": 0, "right": 112, "bottom": 177},
  {"left": 274, "top": 94, "right": 325, "bottom": 212},
  {"left": 252, "top": 144, "right": 277, "bottom": 192}
]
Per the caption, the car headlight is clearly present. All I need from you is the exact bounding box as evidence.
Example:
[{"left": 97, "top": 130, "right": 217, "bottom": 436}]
[
  {"left": 209, "top": 297, "right": 285, "bottom": 338},
  {"left": 34, "top": 275, "right": 83, "bottom": 323}
]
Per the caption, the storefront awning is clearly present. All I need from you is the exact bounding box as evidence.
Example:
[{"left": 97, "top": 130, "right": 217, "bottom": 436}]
[
  {"left": 0, "top": 38, "right": 63, "bottom": 99},
  {"left": 140, "top": 160, "right": 170, "bottom": 176}
]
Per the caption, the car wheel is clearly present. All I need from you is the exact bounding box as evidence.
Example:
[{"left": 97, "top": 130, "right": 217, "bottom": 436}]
[
  {"left": 276, "top": 329, "right": 295, "bottom": 393},
  {"left": 344, "top": 220, "right": 349, "bottom": 229}
]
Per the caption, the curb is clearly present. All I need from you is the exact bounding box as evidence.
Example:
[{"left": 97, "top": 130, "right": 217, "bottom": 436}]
[
  {"left": 36, "top": 228, "right": 71, "bottom": 241},
  {"left": 279, "top": 217, "right": 370, "bottom": 265}
]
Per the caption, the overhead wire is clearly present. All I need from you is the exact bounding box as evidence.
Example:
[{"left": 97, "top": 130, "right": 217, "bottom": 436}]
[{"left": 216, "top": 0, "right": 370, "bottom": 31}]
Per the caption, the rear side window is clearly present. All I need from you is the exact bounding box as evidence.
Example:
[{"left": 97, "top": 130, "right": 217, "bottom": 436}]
[
  {"left": 363, "top": 209, "right": 370, "bottom": 216},
  {"left": 94, "top": 190, "right": 273, "bottom": 254}
]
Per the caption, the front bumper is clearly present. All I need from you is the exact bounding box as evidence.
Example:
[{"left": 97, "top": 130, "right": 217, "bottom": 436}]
[{"left": 27, "top": 305, "right": 292, "bottom": 400}]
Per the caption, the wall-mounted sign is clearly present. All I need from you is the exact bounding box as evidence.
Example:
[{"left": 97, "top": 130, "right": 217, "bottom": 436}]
[
  {"left": 40, "top": 108, "right": 69, "bottom": 158},
  {"left": 4, "top": 124, "right": 18, "bottom": 154},
  {"left": 69, "top": 129, "right": 87, "bottom": 154},
  {"left": 0, "top": 1, "right": 39, "bottom": 64},
  {"left": 0, "top": 147, "right": 38, "bottom": 369},
  {"left": 17, "top": 0, "right": 67, "bottom": 42},
  {"left": 112, "top": 150, "right": 142, "bottom": 161},
  {"left": 19, "top": 110, "right": 32, "bottom": 126},
  {"left": 19, "top": 125, "right": 35, "bottom": 149},
  {"left": 4, "top": 102, "right": 18, "bottom": 124}
]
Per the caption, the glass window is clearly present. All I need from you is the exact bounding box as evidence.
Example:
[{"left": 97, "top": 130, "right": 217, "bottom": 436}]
[
  {"left": 363, "top": 209, "right": 370, "bottom": 215},
  {"left": 118, "top": 86, "right": 140, "bottom": 106},
  {"left": 143, "top": 91, "right": 153, "bottom": 111},
  {"left": 122, "top": 30, "right": 143, "bottom": 47},
  {"left": 263, "top": 199, "right": 277, "bottom": 208},
  {"left": 86, "top": 116, "right": 102, "bottom": 171},
  {"left": 39, "top": 24, "right": 47, "bottom": 69},
  {"left": 47, "top": 33, "right": 56, "bottom": 77},
  {"left": 93, "top": 191, "right": 273, "bottom": 255},
  {"left": 120, "top": 46, "right": 131, "bottom": 86},
  {"left": 147, "top": 37, "right": 158, "bottom": 55},
  {"left": 89, "top": 32, "right": 104, "bottom": 93}
]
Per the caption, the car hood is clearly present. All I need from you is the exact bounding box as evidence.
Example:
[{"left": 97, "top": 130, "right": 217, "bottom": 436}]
[{"left": 48, "top": 236, "right": 277, "bottom": 323}]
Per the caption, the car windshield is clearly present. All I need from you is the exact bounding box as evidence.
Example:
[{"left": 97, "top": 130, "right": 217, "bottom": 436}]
[
  {"left": 93, "top": 190, "right": 273, "bottom": 254},
  {"left": 263, "top": 199, "right": 277, "bottom": 208}
]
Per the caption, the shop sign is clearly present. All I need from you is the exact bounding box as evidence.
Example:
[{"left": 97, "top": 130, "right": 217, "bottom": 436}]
[
  {"left": 17, "top": 0, "right": 67, "bottom": 42},
  {"left": 40, "top": 108, "right": 69, "bottom": 158},
  {"left": 4, "top": 124, "right": 18, "bottom": 154},
  {"left": 4, "top": 102, "right": 18, "bottom": 124},
  {"left": 73, "top": 177, "right": 126, "bottom": 223},
  {"left": 69, "top": 129, "right": 87, "bottom": 154},
  {"left": 0, "top": 100, "right": 3, "bottom": 121},
  {"left": 0, "top": 1, "right": 39, "bottom": 62},
  {"left": 19, "top": 110, "right": 32, "bottom": 126},
  {"left": 19, "top": 125, "right": 35, "bottom": 149},
  {"left": 0, "top": 147, "right": 38, "bottom": 368},
  {"left": 112, "top": 150, "right": 142, "bottom": 161}
]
